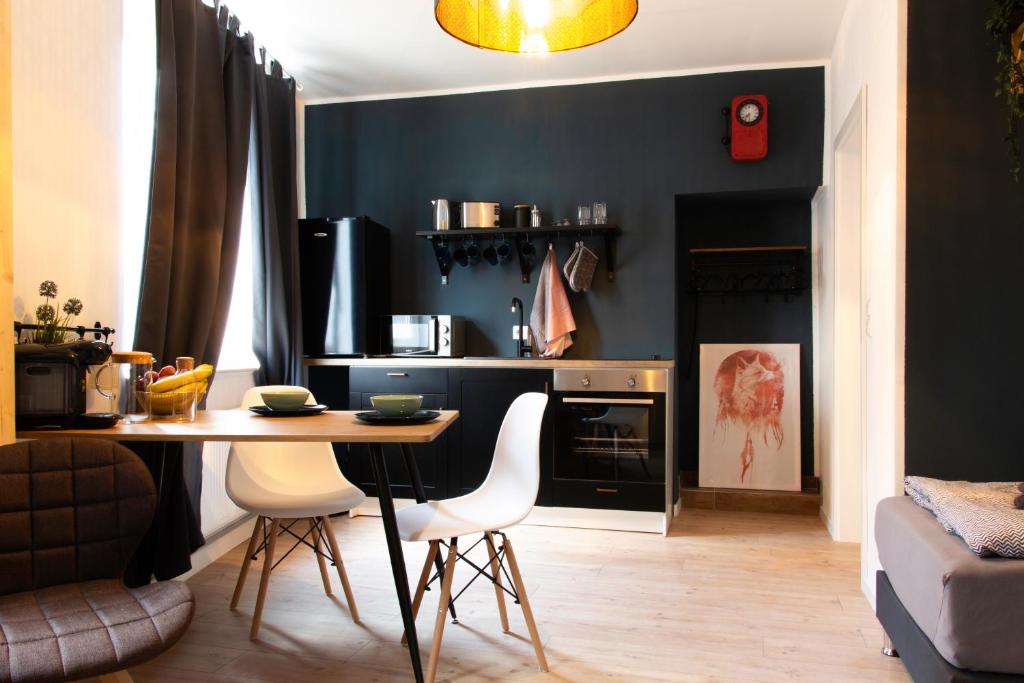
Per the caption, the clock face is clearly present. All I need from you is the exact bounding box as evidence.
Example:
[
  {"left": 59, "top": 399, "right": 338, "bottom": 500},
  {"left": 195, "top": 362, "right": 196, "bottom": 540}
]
[{"left": 736, "top": 100, "right": 763, "bottom": 126}]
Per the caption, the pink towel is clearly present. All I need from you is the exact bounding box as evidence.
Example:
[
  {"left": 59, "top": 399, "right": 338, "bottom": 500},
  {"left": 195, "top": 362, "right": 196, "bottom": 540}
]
[{"left": 529, "top": 245, "right": 576, "bottom": 358}]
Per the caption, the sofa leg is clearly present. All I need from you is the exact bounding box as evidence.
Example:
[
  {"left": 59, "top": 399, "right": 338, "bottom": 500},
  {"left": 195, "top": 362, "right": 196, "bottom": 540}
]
[{"left": 881, "top": 633, "right": 899, "bottom": 658}]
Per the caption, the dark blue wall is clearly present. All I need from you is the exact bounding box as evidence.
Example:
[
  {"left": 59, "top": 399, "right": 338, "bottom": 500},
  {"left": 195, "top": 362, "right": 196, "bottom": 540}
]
[
  {"left": 906, "top": 1, "right": 1024, "bottom": 481},
  {"left": 304, "top": 67, "right": 824, "bottom": 359}
]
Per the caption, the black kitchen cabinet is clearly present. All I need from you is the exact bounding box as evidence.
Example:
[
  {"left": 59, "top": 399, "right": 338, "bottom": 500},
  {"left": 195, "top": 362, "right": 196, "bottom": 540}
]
[
  {"left": 447, "top": 368, "right": 552, "bottom": 504},
  {"left": 307, "top": 365, "right": 552, "bottom": 506},
  {"left": 341, "top": 367, "right": 449, "bottom": 499}
]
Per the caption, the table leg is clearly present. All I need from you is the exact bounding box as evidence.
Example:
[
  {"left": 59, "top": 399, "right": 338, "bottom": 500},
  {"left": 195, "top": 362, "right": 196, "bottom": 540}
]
[
  {"left": 369, "top": 443, "right": 424, "bottom": 683},
  {"left": 399, "top": 443, "right": 457, "bottom": 623}
]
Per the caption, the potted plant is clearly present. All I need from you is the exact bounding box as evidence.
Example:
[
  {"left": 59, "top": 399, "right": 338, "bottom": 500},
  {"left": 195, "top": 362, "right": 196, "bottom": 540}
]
[
  {"left": 31, "top": 280, "right": 84, "bottom": 344},
  {"left": 987, "top": 0, "right": 1024, "bottom": 180}
]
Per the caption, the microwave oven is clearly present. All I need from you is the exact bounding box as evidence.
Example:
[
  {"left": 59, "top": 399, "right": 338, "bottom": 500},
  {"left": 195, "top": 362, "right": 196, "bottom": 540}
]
[{"left": 382, "top": 315, "right": 465, "bottom": 357}]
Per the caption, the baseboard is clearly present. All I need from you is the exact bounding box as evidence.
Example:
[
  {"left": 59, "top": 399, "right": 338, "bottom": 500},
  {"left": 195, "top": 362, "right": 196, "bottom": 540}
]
[
  {"left": 179, "top": 513, "right": 257, "bottom": 581},
  {"left": 352, "top": 498, "right": 666, "bottom": 534},
  {"left": 820, "top": 505, "right": 835, "bottom": 539}
]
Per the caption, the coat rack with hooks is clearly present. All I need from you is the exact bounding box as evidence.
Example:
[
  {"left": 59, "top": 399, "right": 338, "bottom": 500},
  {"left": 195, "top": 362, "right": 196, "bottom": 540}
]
[
  {"left": 415, "top": 224, "right": 620, "bottom": 284},
  {"left": 688, "top": 245, "right": 807, "bottom": 297}
]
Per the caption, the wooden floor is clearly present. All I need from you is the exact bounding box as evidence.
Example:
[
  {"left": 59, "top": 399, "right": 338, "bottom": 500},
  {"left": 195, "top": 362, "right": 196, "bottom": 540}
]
[{"left": 114, "top": 511, "right": 909, "bottom": 682}]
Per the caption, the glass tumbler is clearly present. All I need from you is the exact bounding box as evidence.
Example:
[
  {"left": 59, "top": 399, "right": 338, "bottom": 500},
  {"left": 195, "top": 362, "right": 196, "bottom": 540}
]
[
  {"left": 109, "top": 351, "right": 154, "bottom": 423},
  {"left": 592, "top": 202, "right": 607, "bottom": 225},
  {"left": 172, "top": 356, "right": 197, "bottom": 423},
  {"left": 577, "top": 204, "right": 592, "bottom": 225}
]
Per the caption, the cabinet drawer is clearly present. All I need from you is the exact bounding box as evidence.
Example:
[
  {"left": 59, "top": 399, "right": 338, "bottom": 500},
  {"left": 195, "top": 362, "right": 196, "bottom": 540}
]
[
  {"left": 350, "top": 366, "right": 448, "bottom": 394},
  {"left": 551, "top": 480, "right": 663, "bottom": 512}
]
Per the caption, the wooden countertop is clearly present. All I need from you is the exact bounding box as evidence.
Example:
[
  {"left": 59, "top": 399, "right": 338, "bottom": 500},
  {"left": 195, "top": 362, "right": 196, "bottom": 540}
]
[
  {"left": 16, "top": 409, "right": 460, "bottom": 444},
  {"left": 304, "top": 357, "right": 675, "bottom": 369}
]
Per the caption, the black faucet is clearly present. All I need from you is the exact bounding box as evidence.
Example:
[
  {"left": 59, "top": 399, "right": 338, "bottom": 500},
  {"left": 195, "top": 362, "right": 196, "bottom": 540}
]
[{"left": 511, "top": 297, "right": 531, "bottom": 358}]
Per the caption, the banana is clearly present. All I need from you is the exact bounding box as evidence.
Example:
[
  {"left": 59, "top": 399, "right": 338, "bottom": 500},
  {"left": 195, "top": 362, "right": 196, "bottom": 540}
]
[{"left": 149, "top": 364, "right": 215, "bottom": 393}]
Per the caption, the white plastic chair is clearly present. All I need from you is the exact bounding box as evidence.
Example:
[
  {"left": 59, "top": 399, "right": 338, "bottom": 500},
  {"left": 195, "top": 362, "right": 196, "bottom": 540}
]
[
  {"left": 395, "top": 392, "right": 549, "bottom": 683},
  {"left": 226, "top": 385, "right": 366, "bottom": 639}
]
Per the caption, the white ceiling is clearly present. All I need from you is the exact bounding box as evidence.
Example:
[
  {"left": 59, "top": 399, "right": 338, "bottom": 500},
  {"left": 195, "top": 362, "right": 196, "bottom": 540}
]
[{"left": 225, "top": 0, "right": 848, "bottom": 101}]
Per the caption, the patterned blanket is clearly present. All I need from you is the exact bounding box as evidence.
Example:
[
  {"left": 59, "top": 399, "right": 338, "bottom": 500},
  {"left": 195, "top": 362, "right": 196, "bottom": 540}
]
[{"left": 905, "top": 477, "right": 1024, "bottom": 558}]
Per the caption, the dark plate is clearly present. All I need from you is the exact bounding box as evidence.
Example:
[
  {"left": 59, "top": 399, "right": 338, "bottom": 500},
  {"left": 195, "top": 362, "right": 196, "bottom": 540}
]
[
  {"left": 354, "top": 410, "right": 441, "bottom": 425},
  {"left": 249, "top": 404, "right": 329, "bottom": 417}
]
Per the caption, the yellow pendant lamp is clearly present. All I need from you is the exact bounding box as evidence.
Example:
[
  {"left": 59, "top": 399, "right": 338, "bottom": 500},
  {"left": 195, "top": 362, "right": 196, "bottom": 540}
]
[{"left": 435, "top": 0, "right": 638, "bottom": 54}]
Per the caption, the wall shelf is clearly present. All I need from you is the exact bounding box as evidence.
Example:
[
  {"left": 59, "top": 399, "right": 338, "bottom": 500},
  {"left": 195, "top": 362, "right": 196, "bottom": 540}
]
[
  {"left": 416, "top": 224, "right": 621, "bottom": 284},
  {"left": 688, "top": 245, "right": 807, "bottom": 296}
]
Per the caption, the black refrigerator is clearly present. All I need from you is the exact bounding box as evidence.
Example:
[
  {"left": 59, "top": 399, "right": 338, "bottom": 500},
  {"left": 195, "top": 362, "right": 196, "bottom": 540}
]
[{"left": 299, "top": 217, "right": 390, "bottom": 356}]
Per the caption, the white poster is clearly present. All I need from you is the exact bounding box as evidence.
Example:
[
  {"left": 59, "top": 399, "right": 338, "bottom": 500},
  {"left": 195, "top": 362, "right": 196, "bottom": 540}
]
[{"left": 698, "top": 344, "right": 801, "bottom": 492}]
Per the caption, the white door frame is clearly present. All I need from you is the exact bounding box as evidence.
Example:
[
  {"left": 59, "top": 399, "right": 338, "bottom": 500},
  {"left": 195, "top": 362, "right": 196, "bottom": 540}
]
[{"left": 830, "top": 86, "right": 867, "bottom": 543}]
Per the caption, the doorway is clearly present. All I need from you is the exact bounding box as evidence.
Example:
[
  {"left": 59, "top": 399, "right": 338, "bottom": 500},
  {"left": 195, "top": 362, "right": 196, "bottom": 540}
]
[{"left": 829, "top": 88, "right": 867, "bottom": 543}]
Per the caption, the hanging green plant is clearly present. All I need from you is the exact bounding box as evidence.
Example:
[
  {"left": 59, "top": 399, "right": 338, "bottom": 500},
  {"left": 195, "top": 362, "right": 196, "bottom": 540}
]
[{"left": 987, "top": 0, "right": 1024, "bottom": 181}]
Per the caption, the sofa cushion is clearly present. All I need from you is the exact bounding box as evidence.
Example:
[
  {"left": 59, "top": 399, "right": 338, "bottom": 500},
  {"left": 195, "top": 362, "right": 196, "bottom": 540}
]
[
  {"left": 0, "top": 579, "right": 193, "bottom": 683},
  {"left": 0, "top": 439, "right": 156, "bottom": 595}
]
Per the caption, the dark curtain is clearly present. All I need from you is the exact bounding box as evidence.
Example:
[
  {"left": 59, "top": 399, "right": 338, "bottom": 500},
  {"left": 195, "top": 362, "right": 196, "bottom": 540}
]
[
  {"left": 130, "top": 0, "right": 255, "bottom": 582},
  {"left": 251, "top": 59, "right": 303, "bottom": 386}
]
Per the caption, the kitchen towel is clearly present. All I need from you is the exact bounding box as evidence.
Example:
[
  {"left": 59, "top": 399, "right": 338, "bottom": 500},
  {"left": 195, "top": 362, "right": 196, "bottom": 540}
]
[
  {"left": 568, "top": 241, "right": 598, "bottom": 292},
  {"left": 530, "top": 244, "right": 576, "bottom": 358}
]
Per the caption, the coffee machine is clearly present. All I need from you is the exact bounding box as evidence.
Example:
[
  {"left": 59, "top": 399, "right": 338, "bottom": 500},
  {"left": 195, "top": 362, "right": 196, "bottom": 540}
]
[{"left": 14, "top": 337, "right": 113, "bottom": 429}]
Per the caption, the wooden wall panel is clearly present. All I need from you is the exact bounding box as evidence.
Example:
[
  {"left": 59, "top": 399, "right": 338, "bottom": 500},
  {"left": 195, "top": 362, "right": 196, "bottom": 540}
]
[{"left": 0, "top": 0, "right": 13, "bottom": 445}]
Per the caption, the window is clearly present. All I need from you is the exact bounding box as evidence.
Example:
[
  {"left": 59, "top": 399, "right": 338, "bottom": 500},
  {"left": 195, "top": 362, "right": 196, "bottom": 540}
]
[{"left": 120, "top": 0, "right": 258, "bottom": 371}]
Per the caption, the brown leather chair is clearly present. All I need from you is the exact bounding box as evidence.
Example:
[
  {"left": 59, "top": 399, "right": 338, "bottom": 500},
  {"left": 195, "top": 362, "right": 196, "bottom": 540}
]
[{"left": 0, "top": 438, "right": 194, "bottom": 683}]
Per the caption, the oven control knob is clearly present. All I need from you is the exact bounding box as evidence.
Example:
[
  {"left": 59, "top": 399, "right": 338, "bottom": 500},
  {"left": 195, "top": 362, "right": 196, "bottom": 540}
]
[
  {"left": 440, "top": 324, "right": 450, "bottom": 334},
  {"left": 440, "top": 337, "right": 450, "bottom": 346},
  {"left": 627, "top": 376, "right": 637, "bottom": 388},
  {"left": 581, "top": 376, "right": 591, "bottom": 387}
]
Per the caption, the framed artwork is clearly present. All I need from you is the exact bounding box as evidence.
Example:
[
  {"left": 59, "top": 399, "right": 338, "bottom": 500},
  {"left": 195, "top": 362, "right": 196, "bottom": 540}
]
[{"left": 698, "top": 343, "right": 801, "bottom": 491}]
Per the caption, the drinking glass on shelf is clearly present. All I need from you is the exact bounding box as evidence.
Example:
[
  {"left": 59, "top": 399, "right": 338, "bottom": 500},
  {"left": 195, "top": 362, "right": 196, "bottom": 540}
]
[
  {"left": 592, "top": 202, "right": 607, "bottom": 225},
  {"left": 577, "top": 204, "right": 592, "bottom": 225}
]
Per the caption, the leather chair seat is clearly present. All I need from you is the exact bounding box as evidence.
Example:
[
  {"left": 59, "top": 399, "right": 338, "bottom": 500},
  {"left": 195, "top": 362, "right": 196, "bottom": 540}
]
[{"left": 0, "top": 579, "right": 194, "bottom": 683}]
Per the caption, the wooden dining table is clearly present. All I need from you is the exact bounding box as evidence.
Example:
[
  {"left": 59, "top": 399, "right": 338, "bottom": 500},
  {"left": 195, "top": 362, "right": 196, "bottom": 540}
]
[{"left": 17, "top": 408, "right": 460, "bottom": 683}]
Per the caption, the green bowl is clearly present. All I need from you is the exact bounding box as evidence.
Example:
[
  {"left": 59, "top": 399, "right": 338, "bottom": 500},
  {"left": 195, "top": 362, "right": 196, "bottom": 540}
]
[
  {"left": 370, "top": 394, "right": 423, "bottom": 417},
  {"left": 261, "top": 390, "right": 310, "bottom": 411}
]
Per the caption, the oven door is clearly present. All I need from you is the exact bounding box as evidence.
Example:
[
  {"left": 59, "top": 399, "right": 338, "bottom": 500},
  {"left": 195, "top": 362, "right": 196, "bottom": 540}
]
[
  {"left": 551, "top": 392, "right": 665, "bottom": 511},
  {"left": 384, "top": 315, "right": 438, "bottom": 356}
]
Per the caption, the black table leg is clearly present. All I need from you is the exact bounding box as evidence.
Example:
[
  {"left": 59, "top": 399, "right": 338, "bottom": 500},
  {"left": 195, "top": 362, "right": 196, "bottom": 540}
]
[
  {"left": 399, "top": 443, "right": 457, "bottom": 623},
  {"left": 369, "top": 443, "right": 424, "bottom": 683}
]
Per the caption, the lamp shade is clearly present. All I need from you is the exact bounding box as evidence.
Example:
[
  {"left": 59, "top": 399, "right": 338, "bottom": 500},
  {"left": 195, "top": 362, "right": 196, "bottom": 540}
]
[{"left": 435, "top": 0, "right": 638, "bottom": 54}]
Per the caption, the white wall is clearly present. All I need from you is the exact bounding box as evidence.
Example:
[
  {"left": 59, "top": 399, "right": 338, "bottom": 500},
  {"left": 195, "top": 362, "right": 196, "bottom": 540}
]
[
  {"left": 12, "top": 0, "right": 123, "bottom": 336},
  {"left": 814, "top": 0, "right": 907, "bottom": 604}
]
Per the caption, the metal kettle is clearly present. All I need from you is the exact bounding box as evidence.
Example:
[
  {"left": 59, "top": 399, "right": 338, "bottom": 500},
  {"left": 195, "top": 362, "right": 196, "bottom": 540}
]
[{"left": 431, "top": 199, "right": 451, "bottom": 231}]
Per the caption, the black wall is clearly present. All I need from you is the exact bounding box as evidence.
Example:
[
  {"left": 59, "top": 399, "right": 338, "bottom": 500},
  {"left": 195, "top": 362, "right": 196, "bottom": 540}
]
[
  {"left": 906, "top": 1, "right": 1024, "bottom": 481},
  {"left": 676, "top": 196, "right": 814, "bottom": 476},
  {"left": 305, "top": 68, "right": 824, "bottom": 359}
]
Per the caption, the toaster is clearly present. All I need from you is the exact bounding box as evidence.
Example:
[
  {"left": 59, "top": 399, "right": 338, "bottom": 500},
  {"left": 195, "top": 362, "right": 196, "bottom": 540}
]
[{"left": 15, "top": 340, "right": 112, "bottom": 428}]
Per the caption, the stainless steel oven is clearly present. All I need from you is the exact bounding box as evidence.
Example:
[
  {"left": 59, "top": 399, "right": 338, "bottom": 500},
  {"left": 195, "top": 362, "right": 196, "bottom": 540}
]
[
  {"left": 382, "top": 315, "right": 465, "bottom": 357},
  {"left": 550, "top": 369, "right": 667, "bottom": 512}
]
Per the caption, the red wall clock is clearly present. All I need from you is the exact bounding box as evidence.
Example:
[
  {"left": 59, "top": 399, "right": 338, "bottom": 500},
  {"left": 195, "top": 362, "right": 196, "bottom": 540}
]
[{"left": 729, "top": 94, "right": 768, "bottom": 161}]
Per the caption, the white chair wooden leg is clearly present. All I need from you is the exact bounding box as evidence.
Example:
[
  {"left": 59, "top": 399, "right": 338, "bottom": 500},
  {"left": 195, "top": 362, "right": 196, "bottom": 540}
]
[
  {"left": 426, "top": 539, "right": 459, "bottom": 683},
  {"left": 312, "top": 517, "right": 333, "bottom": 595},
  {"left": 250, "top": 517, "right": 280, "bottom": 640},
  {"left": 99, "top": 672, "right": 134, "bottom": 683},
  {"left": 230, "top": 515, "right": 263, "bottom": 609},
  {"left": 320, "top": 516, "right": 359, "bottom": 622},
  {"left": 504, "top": 536, "right": 548, "bottom": 672},
  {"left": 403, "top": 540, "right": 439, "bottom": 645},
  {"left": 485, "top": 532, "right": 510, "bottom": 633}
]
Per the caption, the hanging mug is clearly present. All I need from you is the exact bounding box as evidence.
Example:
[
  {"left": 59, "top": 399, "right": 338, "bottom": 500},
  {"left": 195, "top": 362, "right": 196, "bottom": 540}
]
[{"left": 483, "top": 240, "right": 499, "bottom": 266}]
